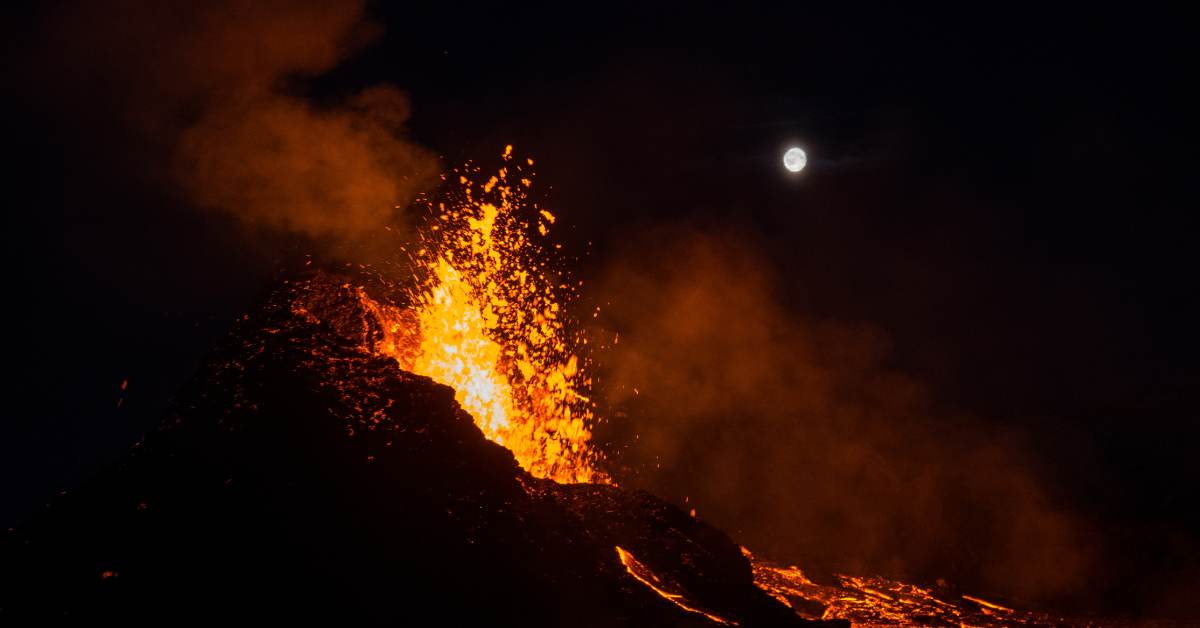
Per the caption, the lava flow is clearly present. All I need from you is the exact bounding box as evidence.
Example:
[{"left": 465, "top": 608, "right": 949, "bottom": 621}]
[
  {"left": 617, "top": 545, "right": 734, "bottom": 625},
  {"left": 745, "top": 549, "right": 1152, "bottom": 628},
  {"left": 366, "top": 147, "right": 600, "bottom": 484}
]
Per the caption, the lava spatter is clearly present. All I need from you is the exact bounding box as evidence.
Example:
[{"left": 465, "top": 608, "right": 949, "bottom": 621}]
[{"left": 369, "top": 148, "right": 601, "bottom": 484}]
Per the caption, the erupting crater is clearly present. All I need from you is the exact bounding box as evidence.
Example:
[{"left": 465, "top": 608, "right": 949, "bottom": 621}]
[{"left": 0, "top": 268, "right": 815, "bottom": 625}]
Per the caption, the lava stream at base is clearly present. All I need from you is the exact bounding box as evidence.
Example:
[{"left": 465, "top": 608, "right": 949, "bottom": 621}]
[{"left": 747, "top": 550, "right": 1185, "bottom": 628}]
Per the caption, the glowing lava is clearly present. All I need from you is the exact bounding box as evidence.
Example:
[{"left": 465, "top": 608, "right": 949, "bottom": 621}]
[
  {"left": 616, "top": 546, "right": 733, "bottom": 625},
  {"left": 369, "top": 147, "right": 600, "bottom": 484},
  {"left": 745, "top": 548, "right": 1074, "bottom": 628}
]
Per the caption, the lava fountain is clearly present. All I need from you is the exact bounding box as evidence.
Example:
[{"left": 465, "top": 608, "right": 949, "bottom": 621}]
[{"left": 366, "top": 147, "right": 601, "bottom": 484}]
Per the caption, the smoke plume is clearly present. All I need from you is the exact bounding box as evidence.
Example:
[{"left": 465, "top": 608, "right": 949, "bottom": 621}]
[
  {"left": 26, "top": 0, "right": 437, "bottom": 253},
  {"left": 593, "top": 224, "right": 1101, "bottom": 608}
]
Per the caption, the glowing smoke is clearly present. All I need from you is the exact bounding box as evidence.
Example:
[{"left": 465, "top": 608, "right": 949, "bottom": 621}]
[
  {"left": 25, "top": 0, "right": 437, "bottom": 253},
  {"left": 592, "top": 224, "right": 1100, "bottom": 607}
]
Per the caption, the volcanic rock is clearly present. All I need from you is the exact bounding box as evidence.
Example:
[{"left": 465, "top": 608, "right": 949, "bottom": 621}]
[{"left": 0, "top": 273, "right": 820, "bottom": 626}]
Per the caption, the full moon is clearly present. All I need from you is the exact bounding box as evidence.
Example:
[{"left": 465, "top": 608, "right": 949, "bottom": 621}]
[{"left": 783, "top": 147, "right": 807, "bottom": 172}]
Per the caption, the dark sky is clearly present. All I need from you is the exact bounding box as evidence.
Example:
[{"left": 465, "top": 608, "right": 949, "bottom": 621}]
[{"left": 2, "top": 1, "right": 1198, "bottom": 619}]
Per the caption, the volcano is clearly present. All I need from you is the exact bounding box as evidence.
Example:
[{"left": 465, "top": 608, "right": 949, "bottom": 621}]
[{"left": 0, "top": 272, "right": 833, "bottom": 626}]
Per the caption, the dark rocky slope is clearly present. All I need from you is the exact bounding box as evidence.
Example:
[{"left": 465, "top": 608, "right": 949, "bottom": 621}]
[{"left": 1, "top": 273, "right": 823, "bottom": 626}]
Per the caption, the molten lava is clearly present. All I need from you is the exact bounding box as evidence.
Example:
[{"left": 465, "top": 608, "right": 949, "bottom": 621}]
[
  {"left": 616, "top": 546, "right": 734, "bottom": 624},
  {"left": 746, "top": 549, "right": 1078, "bottom": 628},
  {"left": 368, "top": 148, "right": 599, "bottom": 484}
]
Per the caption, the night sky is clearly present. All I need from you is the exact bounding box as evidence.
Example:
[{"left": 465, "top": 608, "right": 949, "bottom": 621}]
[{"left": 2, "top": 1, "right": 1197, "bottom": 619}]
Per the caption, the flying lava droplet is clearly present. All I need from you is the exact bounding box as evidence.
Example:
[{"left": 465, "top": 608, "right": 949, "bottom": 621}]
[{"left": 783, "top": 147, "right": 807, "bottom": 172}]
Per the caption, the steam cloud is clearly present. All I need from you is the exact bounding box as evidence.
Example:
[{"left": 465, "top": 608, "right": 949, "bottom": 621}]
[
  {"left": 594, "top": 225, "right": 1100, "bottom": 607},
  {"left": 27, "top": 0, "right": 437, "bottom": 252}
]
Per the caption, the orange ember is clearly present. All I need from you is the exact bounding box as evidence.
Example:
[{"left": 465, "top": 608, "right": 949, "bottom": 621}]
[{"left": 369, "top": 147, "right": 600, "bottom": 484}]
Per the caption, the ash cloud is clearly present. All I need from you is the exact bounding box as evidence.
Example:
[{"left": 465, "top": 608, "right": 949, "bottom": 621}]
[
  {"left": 25, "top": 0, "right": 437, "bottom": 254},
  {"left": 592, "top": 224, "right": 1102, "bottom": 608}
]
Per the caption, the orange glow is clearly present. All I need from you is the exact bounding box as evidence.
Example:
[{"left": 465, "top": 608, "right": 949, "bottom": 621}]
[
  {"left": 963, "top": 595, "right": 1013, "bottom": 613},
  {"left": 368, "top": 154, "right": 600, "bottom": 484},
  {"left": 615, "top": 546, "right": 733, "bottom": 625},
  {"left": 745, "top": 549, "right": 1056, "bottom": 627}
]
